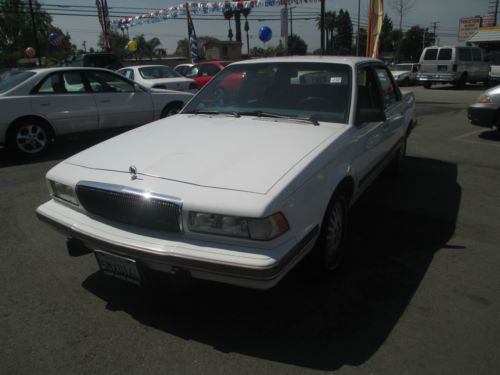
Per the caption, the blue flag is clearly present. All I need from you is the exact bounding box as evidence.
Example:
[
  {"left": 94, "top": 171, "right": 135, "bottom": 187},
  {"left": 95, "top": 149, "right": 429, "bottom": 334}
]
[{"left": 186, "top": 6, "right": 199, "bottom": 63}]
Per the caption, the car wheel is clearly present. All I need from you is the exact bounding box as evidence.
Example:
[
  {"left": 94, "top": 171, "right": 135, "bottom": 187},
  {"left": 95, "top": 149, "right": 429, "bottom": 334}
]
[
  {"left": 161, "top": 102, "right": 183, "bottom": 118},
  {"left": 423, "top": 82, "right": 432, "bottom": 89},
  {"left": 314, "top": 191, "right": 349, "bottom": 272},
  {"left": 7, "top": 119, "right": 52, "bottom": 157}
]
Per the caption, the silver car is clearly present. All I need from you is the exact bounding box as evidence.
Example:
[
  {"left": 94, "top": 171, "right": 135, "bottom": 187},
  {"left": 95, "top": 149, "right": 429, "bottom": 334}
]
[
  {"left": 0, "top": 67, "right": 193, "bottom": 156},
  {"left": 468, "top": 84, "right": 500, "bottom": 132},
  {"left": 117, "top": 65, "right": 197, "bottom": 92}
]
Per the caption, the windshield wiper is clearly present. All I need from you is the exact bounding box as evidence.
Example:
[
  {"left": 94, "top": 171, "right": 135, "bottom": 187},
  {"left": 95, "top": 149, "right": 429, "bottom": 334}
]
[
  {"left": 237, "top": 111, "right": 319, "bottom": 126},
  {"left": 185, "top": 109, "right": 240, "bottom": 117}
]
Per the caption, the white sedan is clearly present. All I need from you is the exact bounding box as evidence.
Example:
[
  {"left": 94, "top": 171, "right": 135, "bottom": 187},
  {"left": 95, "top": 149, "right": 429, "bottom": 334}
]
[
  {"left": 0, "top": 67, "right": 193, "bottom": 156},
  {"left": 117, "top": 65, "right": 197, "bottom": 92},
  {"left": 37, "top": 56, "right": 415, "bottom": 289}
]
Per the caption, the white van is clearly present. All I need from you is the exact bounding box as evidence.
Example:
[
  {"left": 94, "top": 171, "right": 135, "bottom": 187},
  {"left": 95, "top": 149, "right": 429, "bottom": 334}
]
[{"left": 417, "top": 46, "right": 490, "bottom": 89}]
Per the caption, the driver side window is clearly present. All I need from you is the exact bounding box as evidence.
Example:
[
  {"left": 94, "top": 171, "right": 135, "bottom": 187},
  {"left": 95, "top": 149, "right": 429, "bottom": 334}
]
[
  {"left": 85, "top": 71, "right": 135, "bottom": 93},
  {"left": 357, "top": 67, "right": 382, "bottom": 110}
]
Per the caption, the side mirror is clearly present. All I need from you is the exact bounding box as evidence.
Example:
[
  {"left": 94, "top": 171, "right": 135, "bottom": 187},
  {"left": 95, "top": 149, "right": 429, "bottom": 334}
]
[{"left": 356, "top": 108, "right": 386, "bottom": 125}]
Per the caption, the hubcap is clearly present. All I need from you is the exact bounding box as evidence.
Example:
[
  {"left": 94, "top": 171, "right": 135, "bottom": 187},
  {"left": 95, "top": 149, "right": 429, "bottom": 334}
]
[
  {"left": 324, "top": 201, "right": 345, "bottom": 269},
  {"left": 16, "top": 124, "right": 47, "bottom": 154}
]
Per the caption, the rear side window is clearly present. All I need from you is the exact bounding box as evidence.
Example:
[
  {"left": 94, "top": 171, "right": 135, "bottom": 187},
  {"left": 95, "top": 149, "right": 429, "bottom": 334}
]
[
  {"left": 424, "top": 48, "right": 438, "bottom": 60},
  {"left": 438, "top": 48, "right": 452, "bottom": 60},
  {"left": 472, "top": 49, "right": 482, "bottom": 62},
  {"left": 374, "top": 67, "right": 400, "bottom": 107},
  {"left": 458, "top": 48, "right": 471, "bottom": 61}
]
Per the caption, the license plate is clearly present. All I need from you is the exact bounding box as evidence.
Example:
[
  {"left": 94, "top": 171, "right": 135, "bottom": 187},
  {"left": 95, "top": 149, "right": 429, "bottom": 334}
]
[
  {"left": 95, "top": 250, "right": 142, "bottom": 285},
  {"left": 438, "top": 65, "right": 448, "bottom": 72}
]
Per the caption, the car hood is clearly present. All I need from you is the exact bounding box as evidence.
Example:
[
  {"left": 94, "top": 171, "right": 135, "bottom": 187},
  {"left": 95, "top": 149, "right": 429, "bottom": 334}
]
[{"left": 65, "top": 114, "right": 346, "bottom": 194}]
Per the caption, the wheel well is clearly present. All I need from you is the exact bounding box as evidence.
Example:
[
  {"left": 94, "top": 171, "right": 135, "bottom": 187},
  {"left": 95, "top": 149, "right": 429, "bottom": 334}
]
[
  {"left": 163, "top": 101, "right": 183, "bottom": 111},
  {"left": 335, "top": 176, "right": 355, "bottom": 206},
  {"left": 8, "top": 116, "right": 55, "bottom": 139}
]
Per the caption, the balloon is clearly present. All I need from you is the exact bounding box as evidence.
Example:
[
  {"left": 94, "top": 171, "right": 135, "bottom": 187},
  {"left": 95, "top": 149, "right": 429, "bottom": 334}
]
[
  {"left": 25, "top": 47, "right": 36, "bottom": 58},
  {"left": 49, "top": 32, "right": 59, "bottom": 42},
  {"left": 258, "top": 26, "right": 272, "bottom": 43},
  {"left": 127, "top": 40, "right": 138, "bottom": 52}
]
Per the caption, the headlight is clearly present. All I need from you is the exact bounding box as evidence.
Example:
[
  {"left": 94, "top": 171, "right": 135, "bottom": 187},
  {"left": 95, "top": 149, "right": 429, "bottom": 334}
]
[
  {"left": 48, "top": 180, "right": 79, "bottom": 206},
  {"left": 478, "top": 95, "right": 493, "bottom": 104},
  {"left": 188, "top": 212, "right": 289, "bottom": 240}
]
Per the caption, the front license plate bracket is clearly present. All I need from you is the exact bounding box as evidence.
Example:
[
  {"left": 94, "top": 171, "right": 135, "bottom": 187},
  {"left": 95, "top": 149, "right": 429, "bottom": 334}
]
[{"left": 94, "top": 250, "right": 142, "bottom": 285}]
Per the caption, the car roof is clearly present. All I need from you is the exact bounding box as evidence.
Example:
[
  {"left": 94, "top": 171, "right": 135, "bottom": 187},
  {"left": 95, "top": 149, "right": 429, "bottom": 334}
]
[
  {"left": 229, "top": 56, "right": 381, "bottom": 67},
  {"left": 122, "top": 65, "right": 173, "bottom": 70},
  {"left": 30, "top": 67, "right": 120, "bottom": 74}
]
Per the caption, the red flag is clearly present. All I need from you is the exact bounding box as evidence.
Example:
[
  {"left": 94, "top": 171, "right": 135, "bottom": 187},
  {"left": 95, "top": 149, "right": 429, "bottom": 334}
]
[{"left": 366, "top": 0, "right": 384, "bottom": 58}]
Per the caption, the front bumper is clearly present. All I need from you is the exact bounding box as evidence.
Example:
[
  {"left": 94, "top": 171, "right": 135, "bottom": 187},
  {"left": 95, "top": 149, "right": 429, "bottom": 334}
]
[
  {"left": 467, "top": 104, "right": 498, "bottom": 128},
  {"left": 36, "top": 200, "right": 318, "bottom": 289},
  {"left": 418, "top": 73, "right": 458, "bottom": 83}
]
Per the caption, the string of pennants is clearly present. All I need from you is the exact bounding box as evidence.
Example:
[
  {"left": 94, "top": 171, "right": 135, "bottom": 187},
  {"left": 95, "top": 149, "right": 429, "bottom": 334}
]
[{"left": 113, "top": 0, "right": 320, "bottom": 30}]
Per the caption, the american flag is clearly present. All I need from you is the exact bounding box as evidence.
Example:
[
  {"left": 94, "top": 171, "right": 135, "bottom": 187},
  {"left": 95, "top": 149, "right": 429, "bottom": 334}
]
[
  {"left": 96, "top": 0, "right": 111, "bottom": 49},
  {"left": 186, "top": 5, "right": 199, "bottom": 64}
]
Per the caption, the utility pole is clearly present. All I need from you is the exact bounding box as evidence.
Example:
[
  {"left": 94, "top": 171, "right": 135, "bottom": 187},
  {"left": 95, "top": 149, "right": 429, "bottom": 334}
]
[
  {"left": 495, "top": 0, "right": 499, "bottom": 26},
  {"left": 289, "top": 6, "right": 296, "bottom": 36},
  {"left": 431, "top": 21, "right": 439, "bottom": 45},
  {"left": 356, "top": 0, "right": 361, "bottom": 56},
  {"left": 82, "top": 41, "right": 87, "bottom": 52},
  {"left": 28, "top": 0, "right": 42, "bottom": 66},
  {"left": 284, "top": 1, "right": 288, "bottom": 52},
  {"left": 422, "top": 28, "right": 426, "bottom": 52},
  {"left": 320, "top": 0, "right": 325, "bottom": 54}
]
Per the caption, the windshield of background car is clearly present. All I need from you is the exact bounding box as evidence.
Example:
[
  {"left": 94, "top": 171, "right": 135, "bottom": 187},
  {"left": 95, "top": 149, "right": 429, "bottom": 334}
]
[
  {"left": 139, "top": 66, "right": 180, "bottom": 79},
  {"left": 183, "top": 62, "right": 352, "bottom": 124},
  {"left": 0, "top": 71, "right": 35, "bottom": 93}
]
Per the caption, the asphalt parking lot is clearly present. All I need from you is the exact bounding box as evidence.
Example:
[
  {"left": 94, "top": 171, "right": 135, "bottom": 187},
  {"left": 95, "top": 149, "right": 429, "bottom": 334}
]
[{"left": 1, "top": 84, "right": 499, "bottom": 374}]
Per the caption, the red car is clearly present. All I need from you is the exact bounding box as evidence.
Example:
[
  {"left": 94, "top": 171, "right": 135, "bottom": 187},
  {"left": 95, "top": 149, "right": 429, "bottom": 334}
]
[{"left": 185, "top": 61, "right": 232, "bottom": 89}]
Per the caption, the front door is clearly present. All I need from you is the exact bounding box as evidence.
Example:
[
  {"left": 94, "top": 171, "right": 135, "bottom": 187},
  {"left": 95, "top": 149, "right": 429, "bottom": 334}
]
[
  {"left": 30, "top": 70, "right": 99, "bottom": 135},
  {"left": 85, "top": 70, "right": 154, "bottom": 129}
]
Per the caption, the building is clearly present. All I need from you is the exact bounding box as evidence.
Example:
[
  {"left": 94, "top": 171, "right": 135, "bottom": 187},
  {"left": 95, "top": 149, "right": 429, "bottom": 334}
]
[{"left": 204, "top": 41, "right": 242, "bottom": 61}]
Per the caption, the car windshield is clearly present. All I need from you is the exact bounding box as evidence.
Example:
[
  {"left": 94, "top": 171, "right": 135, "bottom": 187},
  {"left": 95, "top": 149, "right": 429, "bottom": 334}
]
[
  {"left": 0, "top": 70, "right": 35, "bottom": 93},
  {"left": 183, "top": 62, "right": 352, "bottom": 124},
  {"left": 390, "top": 64, "right": 413, "bottom": 71},
  {"left": 139, "top": 66, "right": 180, "bottom": 79}
]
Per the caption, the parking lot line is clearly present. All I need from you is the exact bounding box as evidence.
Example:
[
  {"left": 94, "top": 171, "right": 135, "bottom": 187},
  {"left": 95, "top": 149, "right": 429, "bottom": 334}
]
[{"left": 451, "top": 129, "right": 484, "bottom": 140}]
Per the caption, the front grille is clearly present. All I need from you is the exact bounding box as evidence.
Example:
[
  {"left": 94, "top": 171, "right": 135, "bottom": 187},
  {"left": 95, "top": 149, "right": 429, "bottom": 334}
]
[{"left": 76, "top": 184, "right": 181, "bottom": 232}]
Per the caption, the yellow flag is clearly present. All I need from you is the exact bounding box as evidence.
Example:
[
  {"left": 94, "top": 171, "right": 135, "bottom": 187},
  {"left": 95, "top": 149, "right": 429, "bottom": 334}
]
[{"left": 366, "top": 0, "right": 384, "bottom": 58}]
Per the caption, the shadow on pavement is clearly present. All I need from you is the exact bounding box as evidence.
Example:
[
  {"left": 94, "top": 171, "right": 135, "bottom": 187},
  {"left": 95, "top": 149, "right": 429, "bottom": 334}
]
[
  {"left": 82, "top": 156, "right": 461, "bottom": 371},
  {"left": 478, "top": 129, "right": 500, "bottom": 142}
]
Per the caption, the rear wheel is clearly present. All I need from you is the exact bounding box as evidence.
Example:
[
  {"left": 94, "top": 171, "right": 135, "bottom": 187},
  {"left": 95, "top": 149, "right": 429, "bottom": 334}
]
[
  {"left": 161, "top": 102, "right": 183, "bottom": 118},
  {"left": 7, "top": 119, "right": 52, "bottom": 157}
]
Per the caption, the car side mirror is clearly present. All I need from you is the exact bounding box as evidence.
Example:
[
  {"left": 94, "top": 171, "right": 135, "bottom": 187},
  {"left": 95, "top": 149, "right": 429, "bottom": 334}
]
[{"left": 356, "top": 108, "right": 386, "bottom": 125}]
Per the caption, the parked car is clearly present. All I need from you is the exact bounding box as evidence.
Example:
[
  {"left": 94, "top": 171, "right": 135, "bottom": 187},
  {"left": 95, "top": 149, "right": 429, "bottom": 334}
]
[
  {"left": 117, "top": 65, "right": 197, "bottom": 92},
  {"left": 173, "top": 63, "right": 194, "bottom": 76},
  {"left": 467, "top": 84, "right": 500, "bottom": 132},
  {"left": 66, "top": 53, "right": 122, "bottom": 70},
  {"left": 417, "top": 46, "right": 490, "bottom": 89},
  {"left": 389, "top": 63, "right": 418, "bottom": 86},
  {"left": 185, "top": 61, "right": 232, "bottom": 89},
  {"left": 0, "top": 67, "right": 193, "bottom": 156},
  {"left": 36, "top": 56, "right": 415, "bottom": 290}
]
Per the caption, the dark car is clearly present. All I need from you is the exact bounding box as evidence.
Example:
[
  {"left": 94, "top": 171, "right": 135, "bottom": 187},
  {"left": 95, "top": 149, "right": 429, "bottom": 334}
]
[{"left": 66, "top": 53, "right": 122, "bottom": 70}]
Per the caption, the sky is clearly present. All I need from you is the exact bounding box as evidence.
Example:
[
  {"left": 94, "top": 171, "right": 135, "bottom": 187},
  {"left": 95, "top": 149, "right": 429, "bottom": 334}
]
[{"left": 46, "top": 0, "right": 494, "bottom": 54}]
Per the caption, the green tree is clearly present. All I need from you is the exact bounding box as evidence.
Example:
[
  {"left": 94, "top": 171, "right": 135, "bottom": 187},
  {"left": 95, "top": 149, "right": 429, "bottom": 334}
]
[
  {"left": 174, "top": 36, "right": 221, "bottom": 60},
  {"left": 380, "top": 14, "right": 396, "bottom": 53},
  {"left": 134, "top": 34, "right": 162, "bottom": 60},
  {"left": 0, "top": 0, "right": 73, "bottom": 67},
  {"left": 316, "top": 11, "right": 337, "bottom": 54},
  {"left": 98, "top": 30, "right": 129, "bottom": 59},
  {"left": 334, "top": 9, "right": 353, "bottom": 55},
  {"left": 399, "top": 26, "right": 436, "bottom": 62},
  {"left": 288, "top": 34, "right": 308, "bottom": 55}
]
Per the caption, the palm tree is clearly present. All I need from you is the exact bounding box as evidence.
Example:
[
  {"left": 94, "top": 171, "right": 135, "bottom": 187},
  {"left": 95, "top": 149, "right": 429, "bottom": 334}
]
[{"left": 316, "top": 11, "right": 337, "bottom": 54}]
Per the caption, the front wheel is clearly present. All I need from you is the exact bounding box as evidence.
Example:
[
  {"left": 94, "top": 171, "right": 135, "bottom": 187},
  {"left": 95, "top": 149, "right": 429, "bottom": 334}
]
[
  {"left": 313, "top": 192, "right": 349, "bottom": 272},
  {"left": 7, "top": 120, "right": 52, "bottom": 157},
  {"left": 161, "top": 102, "right": 183, "bottom": 118}
]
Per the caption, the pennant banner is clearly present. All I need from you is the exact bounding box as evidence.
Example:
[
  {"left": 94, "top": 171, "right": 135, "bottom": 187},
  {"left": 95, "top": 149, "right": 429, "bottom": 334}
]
[
  {"left": 113, "top": 0, "right": 320, "bottom": 30},
  {"left": 366, "top": 0, "right": 384, "bottom": 58}
]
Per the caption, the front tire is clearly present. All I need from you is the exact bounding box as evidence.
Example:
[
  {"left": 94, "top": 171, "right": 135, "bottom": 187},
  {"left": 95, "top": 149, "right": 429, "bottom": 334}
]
[
  {"left": 313, "top": 191, "right": 349, "bottom": 272},
  {"left": 161, "top": 102, "right": 183, "bottom": 118},
  {"left": 7, "top": 119, "right": 52, "bottom": 157}
]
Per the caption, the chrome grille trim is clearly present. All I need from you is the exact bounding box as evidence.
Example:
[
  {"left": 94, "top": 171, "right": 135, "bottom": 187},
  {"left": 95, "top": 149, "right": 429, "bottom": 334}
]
[{"left": 76, "top": 181, "right": 183, "bottom": 233}]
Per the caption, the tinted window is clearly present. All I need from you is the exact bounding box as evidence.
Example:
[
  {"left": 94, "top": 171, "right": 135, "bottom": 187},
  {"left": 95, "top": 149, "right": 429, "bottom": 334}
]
[
  {"left": 199, "top": 64, "right": 221, "bottom": 76},
  {"left": 36, "top": 72, "right": 86, "bottom": 94},
  {"left": 139, "top": 66, "right": 179, "bottom": 79},
  {"left": 424, "top": 48, "right": 438, "bottom": 60},
  {"left": 458, "top": 48, "right": 471, "bottom": 61},
  {"left": 357, "top": 67, "right": 382, "bottom": 110},
  {"left": 374, "top": 68, "right": 399, "bottom": 107},
  {"left": 0, "top": 71, "right": 35, "bottom": 93},
  {"left": 472, "top": 49, "right": 482, "bottom": 62},
  {"left": 119, "top": 69, "right": 134, "bottom": 80},
  {"left": 185, "top": 66, "right": 200, "bottom": 78},
  {"left": 183, "top": 62, "right": 352, "bottom": 124},
  {"left": 438, "top": 48, "right": 452, "bottom": 60},
  {"left": 85, "top": 71, "right": 134, "bottom": 93}
]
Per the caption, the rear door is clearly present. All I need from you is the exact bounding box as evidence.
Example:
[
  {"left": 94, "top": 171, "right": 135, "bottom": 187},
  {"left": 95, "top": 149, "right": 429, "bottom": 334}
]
[
  {"left": 30, "top": 70, "right": 99, "bottom": 135},
  {"left": 84, "top": 70, "right": 154, "bottom": 129}
]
